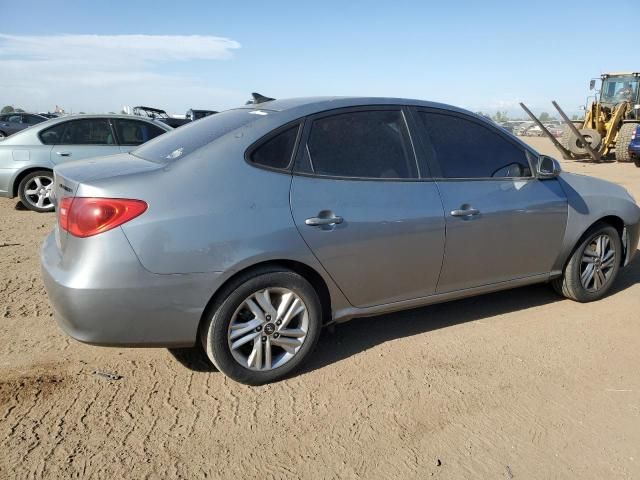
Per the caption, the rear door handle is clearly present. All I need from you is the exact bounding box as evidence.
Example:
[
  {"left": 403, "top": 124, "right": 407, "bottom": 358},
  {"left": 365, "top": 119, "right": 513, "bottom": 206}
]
[
  {"left": 305, "top": 215, "right": 344, "bottom": 226},
  {"left": 450, "top": 208, "right": 480, "bottom": 217},
  {"left": 56, "top": 151, "right": 71, "bottom": 157}
]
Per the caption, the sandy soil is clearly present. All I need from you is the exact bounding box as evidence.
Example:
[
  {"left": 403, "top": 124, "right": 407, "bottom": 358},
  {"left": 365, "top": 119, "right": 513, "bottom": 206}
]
[{"left": 1, "top": 137, "right": 639, "bottom": 479}]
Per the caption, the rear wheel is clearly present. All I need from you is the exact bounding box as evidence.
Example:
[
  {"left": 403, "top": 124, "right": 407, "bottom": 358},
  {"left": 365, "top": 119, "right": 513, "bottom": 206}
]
[
  {"left": 18, "top": 170, "right": 54, "bottom": 213},
  {"left": 615, "top": 122, "right": 638, "bottom": 163},
  {"left": 552, "top": 223, "right": 621, "bottom": 302},
  {"left": 200, "top": 268, "right": 322, "bottom": 385}
]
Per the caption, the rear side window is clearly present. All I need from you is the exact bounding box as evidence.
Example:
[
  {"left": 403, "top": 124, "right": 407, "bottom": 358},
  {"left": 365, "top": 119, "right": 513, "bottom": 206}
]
[
  {"left": 133, "top": 109, "right": 260, "bottom": 163},
  {"left": 304, "top": 110, "right": 417, "bottom": 179},
  {"left": 114, "top": 119, "right": 166, "bottom": 146},
  {"left": 23, "top": 114, "right": 44, "bottom": 125},
  {"left": 40, "top": 119, "right": 115, "bottom": 145},
  {"left": 250, "top": 125, "right": 299, "bottom": 170},
  {"left": 417, "top": 112, "right": 531, "bottom": 178}
]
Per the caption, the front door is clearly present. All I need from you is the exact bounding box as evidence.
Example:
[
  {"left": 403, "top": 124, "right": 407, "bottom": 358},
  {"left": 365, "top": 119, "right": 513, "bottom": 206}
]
[
  {"left": 413, "top": 109, "right": 568, "bottom": 293},
  {"left": 290, "top": 107, "right": 446, "bottom": 308}
]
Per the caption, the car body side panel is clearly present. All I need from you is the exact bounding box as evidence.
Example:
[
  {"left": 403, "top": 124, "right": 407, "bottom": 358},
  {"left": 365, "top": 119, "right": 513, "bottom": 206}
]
[
  {"left": 0, "top": 145, "right": 55, "bottom": 197},
  {"left": 290, "top": 176, "right": 446, "bottom": 307},
  {"left": 435, "top": 178, "right": 568, "bottom": 292},
  {"left": 552, "top": 172, "right": 640, "bottom": 271}
]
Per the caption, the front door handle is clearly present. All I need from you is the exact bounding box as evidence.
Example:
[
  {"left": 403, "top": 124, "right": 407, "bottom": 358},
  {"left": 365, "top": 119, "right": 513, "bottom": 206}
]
[
  {"left": 450, "top": 207, "right": 480, "bottom": 217},
  {"left": 56, "top": 151, "right": 72, "bottom": 157},
  {"left": 305, "top": 215, "right": 344, "bottom": 226}
]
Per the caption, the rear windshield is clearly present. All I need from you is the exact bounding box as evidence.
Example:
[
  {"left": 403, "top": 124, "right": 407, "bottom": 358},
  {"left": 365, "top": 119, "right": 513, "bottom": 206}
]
[{"left": 132, "top": 109, "right": 261, "bottom": 163}]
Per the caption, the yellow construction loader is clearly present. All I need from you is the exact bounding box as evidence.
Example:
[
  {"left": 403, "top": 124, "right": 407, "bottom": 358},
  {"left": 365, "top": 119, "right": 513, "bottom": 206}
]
[{"left": 521, "top": 72, "right": 640, "bottom": 163}]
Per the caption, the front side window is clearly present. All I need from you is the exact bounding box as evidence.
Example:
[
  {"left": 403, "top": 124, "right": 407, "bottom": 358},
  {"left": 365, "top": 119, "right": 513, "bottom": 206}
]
[
  {"left": 39, "top": 119, "right": 115, "bottom": 145},
  {"left": 304, "top": 110, "right": 417, "bottom": 179},
  {"left": 250, "top": 125, "right": 299, "bottom": 170},
  {"left": 114, "top": 119, "right": 166, "bottom": 146},
  {"left": 417, "top": 112, "right": 531, "bottom": 179}
]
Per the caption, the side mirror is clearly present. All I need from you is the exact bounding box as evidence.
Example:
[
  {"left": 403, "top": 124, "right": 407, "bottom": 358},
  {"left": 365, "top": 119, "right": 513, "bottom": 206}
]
[
  {"left": 538, "top": 155, "right": 561, "bottom": 179},
  {"left": 589, "top": 79, "right": 596, "bottom": 90}
]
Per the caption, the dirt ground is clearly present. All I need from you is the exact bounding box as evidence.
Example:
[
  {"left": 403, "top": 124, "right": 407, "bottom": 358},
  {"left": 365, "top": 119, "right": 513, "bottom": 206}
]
[{"left": 1, "top": 137, "right": 639, "bottom": 479}]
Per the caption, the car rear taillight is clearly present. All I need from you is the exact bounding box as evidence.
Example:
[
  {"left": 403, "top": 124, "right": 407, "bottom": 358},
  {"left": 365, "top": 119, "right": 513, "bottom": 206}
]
[{"left": 58, "top": 197, "right": 147, "bottom": 238}]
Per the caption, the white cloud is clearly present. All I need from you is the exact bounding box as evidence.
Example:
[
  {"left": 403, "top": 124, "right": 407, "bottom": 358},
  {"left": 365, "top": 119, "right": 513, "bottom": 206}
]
[{"left": 0, "top": 34, "right": 244, "bottom": 113}]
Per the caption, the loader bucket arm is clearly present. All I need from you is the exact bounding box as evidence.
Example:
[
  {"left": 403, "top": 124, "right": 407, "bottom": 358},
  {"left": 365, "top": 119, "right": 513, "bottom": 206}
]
[{"left": 519, "top": 103, "right": 574, "bottom": 159}]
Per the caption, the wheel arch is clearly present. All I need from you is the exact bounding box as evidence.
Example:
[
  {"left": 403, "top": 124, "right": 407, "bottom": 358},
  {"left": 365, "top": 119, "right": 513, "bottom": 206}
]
[
  {"left": 12, "top": 165, "right": 53, "bottom": 197},
  {"left": 198, "top": 259, "right": 334, "bottom": 337},
  {"left": 560, "top": 215, "right": 626, "bottom": 273}
]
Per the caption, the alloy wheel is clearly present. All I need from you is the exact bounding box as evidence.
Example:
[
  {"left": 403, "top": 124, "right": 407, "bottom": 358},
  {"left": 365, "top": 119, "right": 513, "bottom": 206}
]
[
  {"left": 580, "top": 234, "right": 616, "bottom": 292},
  {"left": 23, "top": 175, "right": 54, "bottom": 211},
  {"left": 227, "top": 287, "right": 309, "bottom": 371}
]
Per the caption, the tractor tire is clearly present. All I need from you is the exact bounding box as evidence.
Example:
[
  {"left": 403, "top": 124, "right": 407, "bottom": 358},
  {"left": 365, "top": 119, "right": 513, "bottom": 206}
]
[
  {"left": 559, "top": 122, "right": 583, "bottom": 158},
  {"left": 615, "top": 123, "right": 638, "bottom": 163},
  {"left": 567, "top": 128, "right": 602, "bottom": 156}
]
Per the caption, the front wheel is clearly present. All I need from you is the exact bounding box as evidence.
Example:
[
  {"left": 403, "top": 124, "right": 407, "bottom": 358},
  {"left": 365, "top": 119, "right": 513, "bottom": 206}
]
[
  {"left": 200, "top": 268, "right": 322, "bottom": 385},
  {"left": 552, "top": 223, "right": 622, "bottom": 302},
  {"left": 18, "top": 170, "right": 55, "bottom": 212}
]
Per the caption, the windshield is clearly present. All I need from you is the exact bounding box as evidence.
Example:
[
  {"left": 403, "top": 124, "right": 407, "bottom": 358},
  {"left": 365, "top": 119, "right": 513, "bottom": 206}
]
[
  {"left": 600, "top": 76, "right": 639, "bottom": 104},
  {"left": 132, "top": 109, "right": 262, "bottom": 163}
]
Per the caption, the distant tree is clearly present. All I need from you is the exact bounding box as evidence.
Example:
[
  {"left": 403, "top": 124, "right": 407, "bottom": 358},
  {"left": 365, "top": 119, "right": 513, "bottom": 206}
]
[
  {"left": 492, "top": 111, "right": 509, "bottom": 123},
  {"left": 1, "top": 105, "right": 14, "bottom": 114},
  {"left": 78, "top": 112, "right": 86, "bottom": 114},
  {"left": 14, "top": 108, "right": 25, "bottom": 113},
  {"left": 538, "top": 112, "right": 553, "bottom": 122},
  {"left": 108, "top": 111, "right": 116, "bottom": 114}
]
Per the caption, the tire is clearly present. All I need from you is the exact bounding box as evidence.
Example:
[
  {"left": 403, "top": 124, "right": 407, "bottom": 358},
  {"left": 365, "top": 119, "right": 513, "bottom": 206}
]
[
  {"left": 567, "top": 128, "right": 602, "bottom": 156},
  {"left": 559, "top": 122, "right": 583, "bottom": 158},
  {"left": 615, "top": 122, "right": 638, "bottom": 163},
  {"left": 551, "top": 222, "right": 622, "bottom": 302},
  {"left": 17, "top": 170, "right": 54, "bottom": 213},
  {"left": 200, "top": 268, "right": 323, "bottom": 385}
]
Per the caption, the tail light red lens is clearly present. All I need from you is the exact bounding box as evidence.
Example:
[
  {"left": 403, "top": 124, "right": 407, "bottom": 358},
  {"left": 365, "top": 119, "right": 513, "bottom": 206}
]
[{"left": 58, "top": 197, "right": 147, "bottom": 238}]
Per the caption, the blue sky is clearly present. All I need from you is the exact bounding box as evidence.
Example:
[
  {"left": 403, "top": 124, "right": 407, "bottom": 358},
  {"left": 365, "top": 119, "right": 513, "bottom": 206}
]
[{"left": 1, "top": 0, "right": 636, "bottom": 116}]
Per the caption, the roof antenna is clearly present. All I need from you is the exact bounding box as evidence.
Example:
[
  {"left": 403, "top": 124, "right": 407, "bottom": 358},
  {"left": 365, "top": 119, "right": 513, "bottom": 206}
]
[{"left": 246, "top": 92, "right": 275, "bottom": 105}]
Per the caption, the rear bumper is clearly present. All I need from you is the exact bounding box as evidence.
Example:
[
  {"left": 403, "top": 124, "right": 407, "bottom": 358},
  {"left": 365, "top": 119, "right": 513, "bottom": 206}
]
[{"left": 40, "top": 230, "right": 222, "bottom": 347}]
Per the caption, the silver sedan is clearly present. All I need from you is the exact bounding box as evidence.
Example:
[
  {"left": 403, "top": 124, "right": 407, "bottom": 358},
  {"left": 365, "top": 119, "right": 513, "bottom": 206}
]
[
  {"left": 0, "top": 114, "right": 171, "bottom": 212},
  {"left": 41, "top": 97, "right": 640, "bottom": 385}
]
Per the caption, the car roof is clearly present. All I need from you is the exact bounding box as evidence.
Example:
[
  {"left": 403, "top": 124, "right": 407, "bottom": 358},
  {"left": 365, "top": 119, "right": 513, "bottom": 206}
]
[{"left": 235, "top": 96, "right": 474, "bottom": 117}]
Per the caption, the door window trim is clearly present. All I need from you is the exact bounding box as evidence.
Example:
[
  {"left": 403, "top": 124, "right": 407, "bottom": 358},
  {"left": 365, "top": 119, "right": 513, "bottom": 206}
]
[
  {"left": 292, "top": 105, "right": 424, "bottom": 182},
  {"left": 409, "top": 107, "right": 537, "bottom": 181}
]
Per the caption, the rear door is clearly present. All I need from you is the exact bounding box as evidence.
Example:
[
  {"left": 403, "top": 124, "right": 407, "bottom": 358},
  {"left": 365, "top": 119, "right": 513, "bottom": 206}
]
[
  {"left": 43, "top": 118, "right": 120, "bottom": 164},
  {"left": 412, "top": 108, "right": 568, "bottom": 293},
  {"left": 112, "top": 118, "right": 167, "bottom": 152},
  {"left": 290, "top": 107, "right": 446, "bottom": 308}
]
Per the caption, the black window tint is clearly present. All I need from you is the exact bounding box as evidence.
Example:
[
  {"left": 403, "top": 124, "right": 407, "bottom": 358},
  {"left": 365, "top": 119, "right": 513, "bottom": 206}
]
[
  {"left": 251, "top": 126, "right": 298, "bottom": 169},
  {"left": 418, "top": 112, "right": 531, "bottom": 178},
  {"left": 39, "top": 122, "right": 67, "bottom": 145},
  {"left": 306, "top": 110, "right": 417, "bottom": 179},
  {"left": 114, "top": 119, "right": 166, "bottom": 145},
  {"left": 55, "top": 119, "right": 115, "bottom": 145},
  {"left": 133, "top": 109, "right": 260, "bottom": 163},
  {"left": 7, "top": 115, "right": 21, "bottom": 123}
]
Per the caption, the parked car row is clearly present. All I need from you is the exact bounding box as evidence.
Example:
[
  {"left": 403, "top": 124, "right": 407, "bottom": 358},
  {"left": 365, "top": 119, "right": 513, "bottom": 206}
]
[
  {"left": 0, "top": 114, "right": 171, "bottom": 211},
  {"left": 36, "top": 96, "right": 640, "bottom": 385}
]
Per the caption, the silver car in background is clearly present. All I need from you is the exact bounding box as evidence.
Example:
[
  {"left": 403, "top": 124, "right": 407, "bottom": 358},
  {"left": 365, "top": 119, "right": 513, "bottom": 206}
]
[
  {"left": 0, "top": 114, "right": 171, "bottom": 211},
  {"left": 41, "top": 97, "right": 640, "bottom": 385}
]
